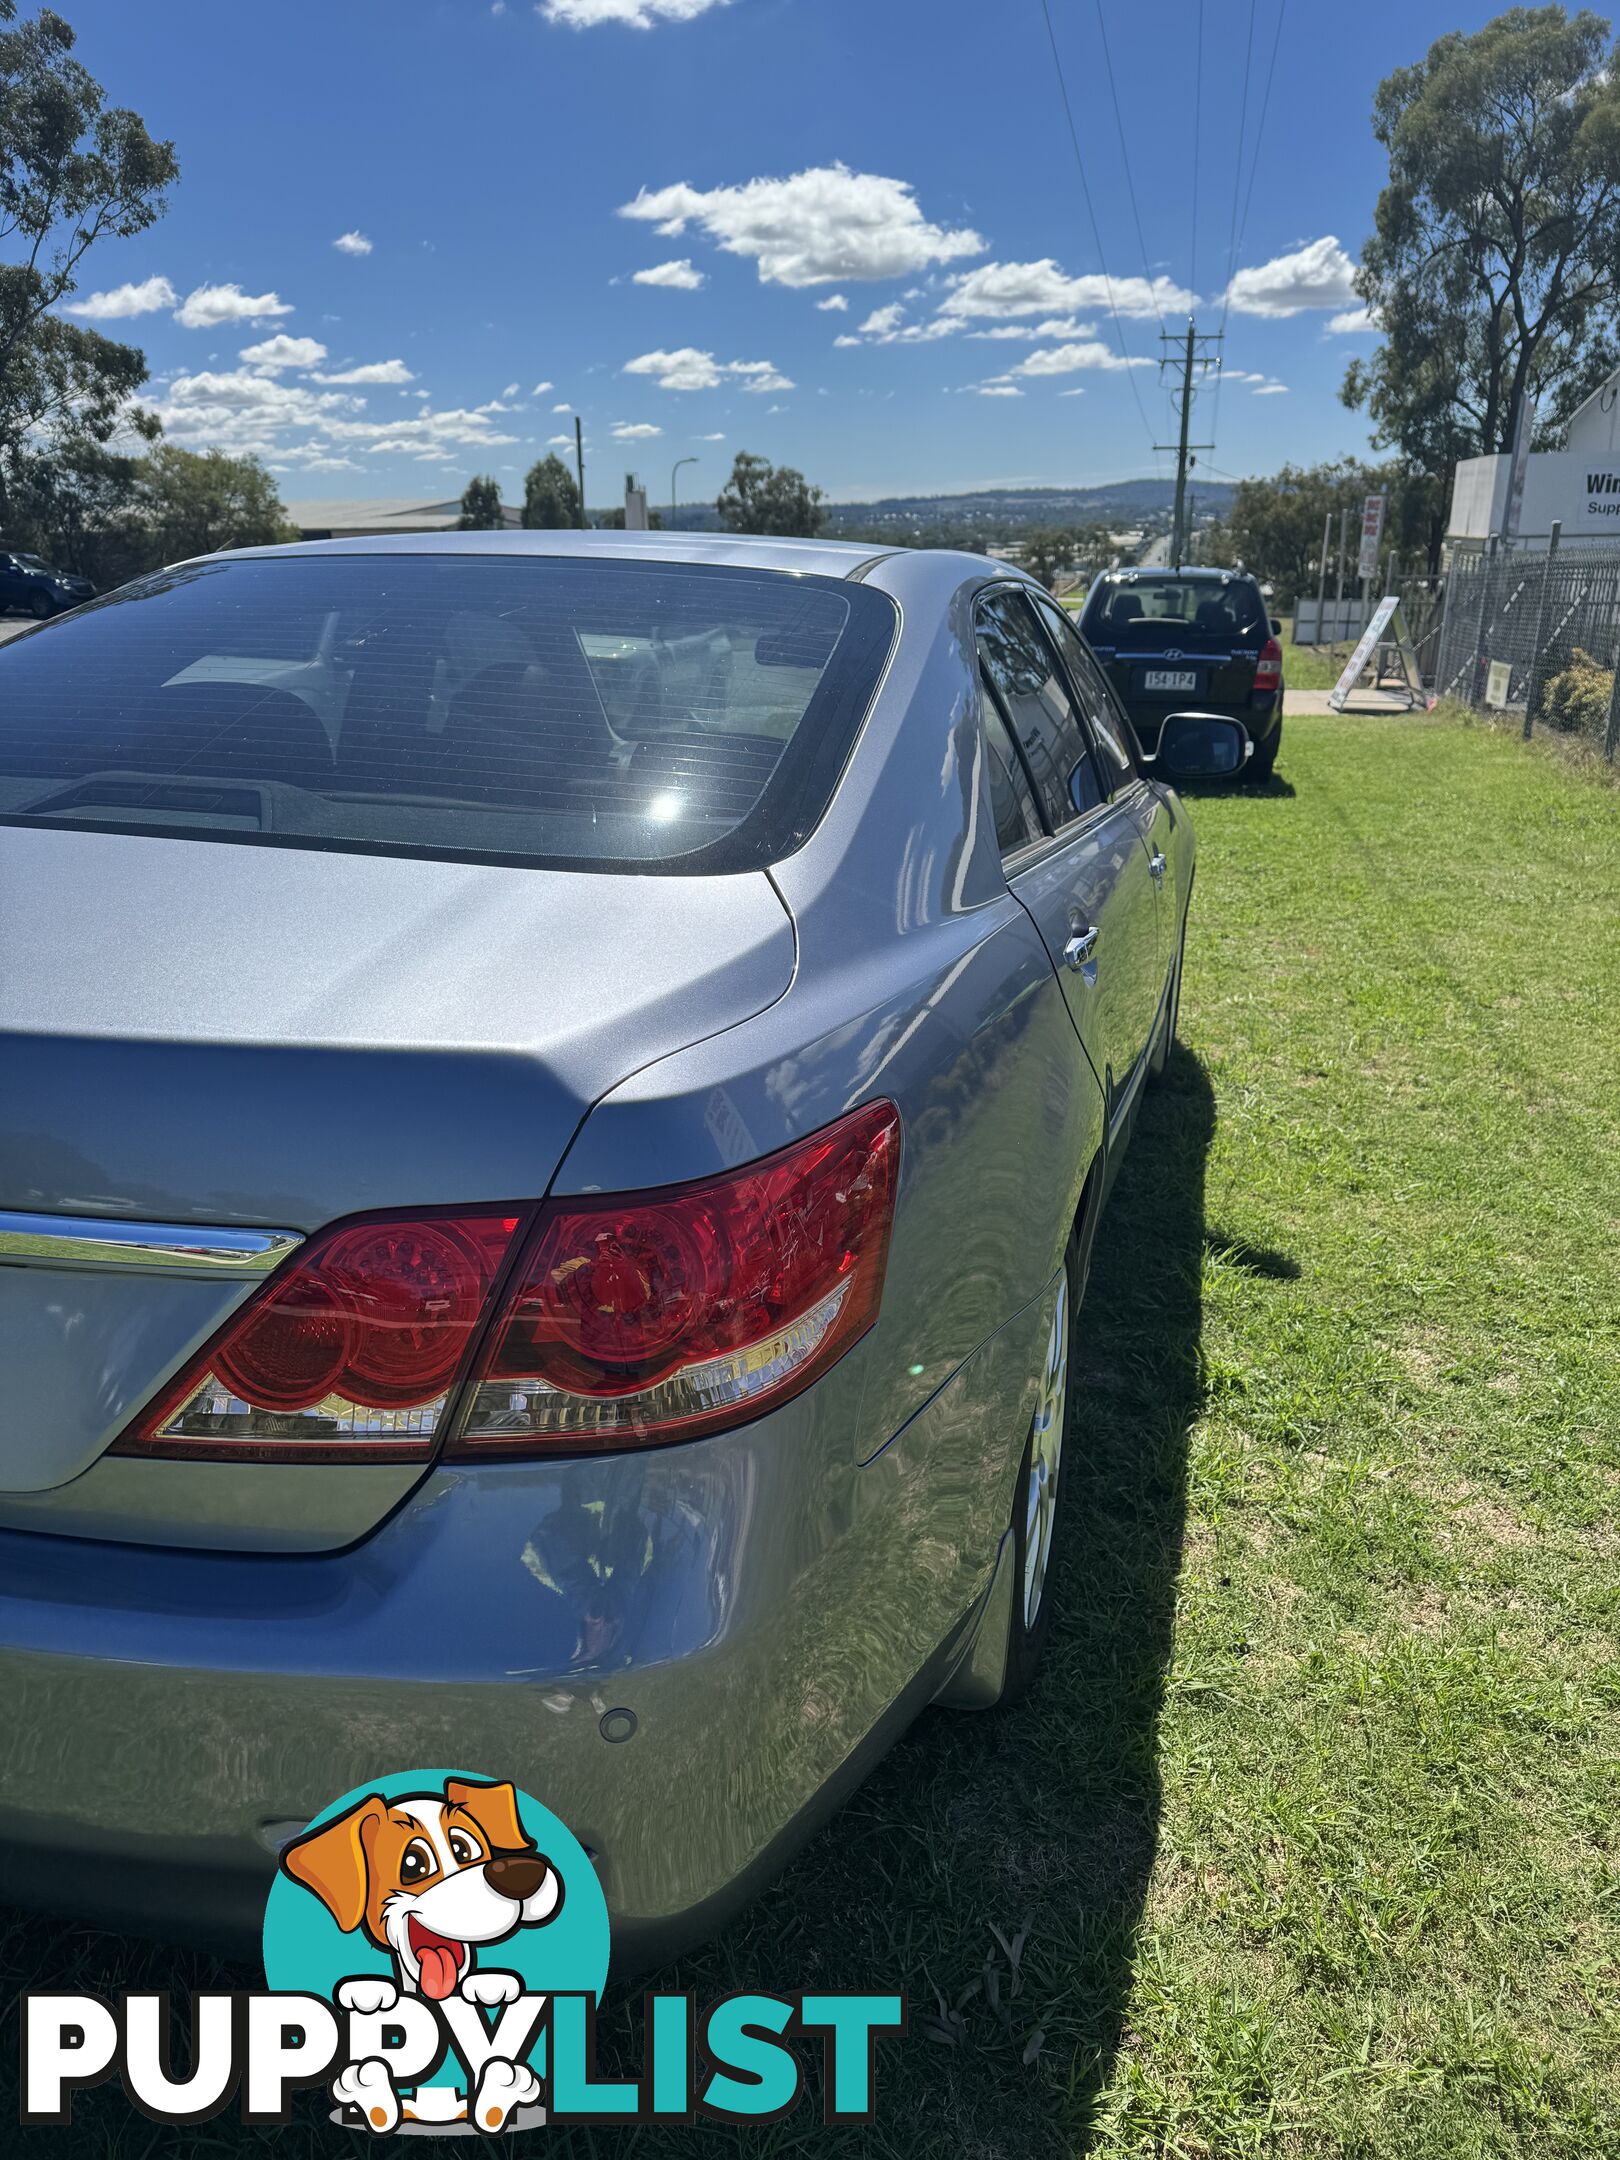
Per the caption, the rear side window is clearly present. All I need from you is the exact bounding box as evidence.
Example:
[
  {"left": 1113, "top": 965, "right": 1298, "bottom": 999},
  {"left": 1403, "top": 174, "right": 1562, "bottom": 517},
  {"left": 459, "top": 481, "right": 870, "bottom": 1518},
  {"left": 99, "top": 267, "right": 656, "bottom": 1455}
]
[
  {"left": 1082, "top": 575, "right": 1266, "bottom": 647},
  {"left": 1032, "top": 595, "right": 1139, "bottom": 787},
  {"left": 978, "top": 684, "right": 1043, "bottom": 855},
  {"left": 0, "top": 554, "right": 897, "bottom": 874},
  {"left": 976, "top": 588, "right": 1105, "bottom": 826}
]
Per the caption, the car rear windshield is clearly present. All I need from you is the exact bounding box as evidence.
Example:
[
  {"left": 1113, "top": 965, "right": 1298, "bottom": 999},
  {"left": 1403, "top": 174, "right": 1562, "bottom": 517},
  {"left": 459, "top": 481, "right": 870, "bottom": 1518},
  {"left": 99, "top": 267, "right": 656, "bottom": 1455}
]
[
  {"left": 0, "top": 553, "right": 897, "bottom": 873},
  {"left": 1081, "top": 575, "right": 1266, "bottom": 650}
]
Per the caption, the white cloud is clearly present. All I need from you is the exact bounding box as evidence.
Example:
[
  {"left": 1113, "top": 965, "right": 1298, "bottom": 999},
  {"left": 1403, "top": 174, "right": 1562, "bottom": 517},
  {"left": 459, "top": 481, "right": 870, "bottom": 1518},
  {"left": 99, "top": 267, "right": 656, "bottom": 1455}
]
[
  {"left": 699, "top": 430, "right": 725, "bottom": 440},
  {"left": 1327, "top": 306, "right": 1377, "bottom": 335},
  {"left": 1058, "top": 388, "right": 1086, "bottom": 398},
  {"left": 174, "top": 283, "right": 294, "bottom": 329},
  {"left": 833, "top": 334, "right": 861, "bottom": 349},
  {"left": 612, "top": 420, "right": 663, "bottom": 438},
  {"left": 240, "top": 334, "right": 328, "bottom": 372},
  {"left": 940, "top": 259, "right": 1193, "bottom": 321},
  {"left": 816, "top": 293, "right": 849, "bottom": 312},
  {"left": 333, "top": 231, "right": 373, "bottom": 256},
  {"left": 632, "top": 258, "right": 707, "bottom": 289},
  {"left": 147, "top": 369, "right": 361, "bottom": 456},
  {"left": 533, "top": 379, "right": 554, "bottom": 393},
  {"left": 65, "top": 274, "right": 177, "bottom": 321},
  {"left": 1224, "top": 236, "right": 1358, "bottom": 317},
  {"left": 312, "top": 358, "right": 415, "bottom": 385},
  {"left": 846, "top": 304, "right": 959, "bottom": 347},
  {"left": 1011, "top": 341, "right": 1154, "bottom": 377},
  {"left": 543, "top": 0, "right": 732, "bottom": 23},
  {"left": 1226, "top": 368, "right": 1290, "bottom": 394},
  {"left": 502, "top": 382, "right": 520, "bottom": 398},
  {"left": 976, "top": 383, "right": 1023, "bottom": 398},
  {"left": 546, "top": 433, "right": 575, "bottom": 446},
  {"left": 552, "top": 401, "right": 571, "bottom": 411},
  {"left": 623, "top": 346, "right": 792, "bottom": 392},
  {"left": 970, "top": 316, "right": 1097, "bottom": 342},
  {"left": 619, "top": 162, "right": 984, "bottom": 287}
]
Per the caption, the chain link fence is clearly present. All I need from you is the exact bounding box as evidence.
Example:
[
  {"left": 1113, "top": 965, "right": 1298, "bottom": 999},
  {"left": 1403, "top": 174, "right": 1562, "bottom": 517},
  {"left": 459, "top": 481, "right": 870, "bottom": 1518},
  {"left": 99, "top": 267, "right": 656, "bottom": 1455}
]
[{"left": 1435, "top": 536, "right": 1620, "bottom": 756}]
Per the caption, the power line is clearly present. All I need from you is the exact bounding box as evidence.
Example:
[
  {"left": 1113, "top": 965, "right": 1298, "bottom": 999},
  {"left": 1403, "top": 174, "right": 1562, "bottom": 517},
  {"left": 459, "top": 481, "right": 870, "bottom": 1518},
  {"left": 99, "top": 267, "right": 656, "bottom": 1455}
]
[
  {"left": 1190, "top": 0, "right": 1203, "bottom": 296},
  {"left": 1232, "top": 0, "right": 1288, "bottom": 274},
  {"left": 1211, "top": 0, "right": 1287, "bottom": 453},
  {"left": 1220, "top": 0, "right": 1260, "bottom": 316},
  {"left": 1036, "top": 0, "right": 1162, "bottom": 469},
  {"left": 1091, "top": 0, "right": 1165, "bottom": 336}
]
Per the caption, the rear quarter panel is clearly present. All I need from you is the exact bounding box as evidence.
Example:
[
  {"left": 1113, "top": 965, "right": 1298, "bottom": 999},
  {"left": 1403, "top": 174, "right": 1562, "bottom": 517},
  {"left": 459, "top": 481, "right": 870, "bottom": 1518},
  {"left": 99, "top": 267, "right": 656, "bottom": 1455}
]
[{"left": 558, "top": 551, "right": 1105, "bottom": 1471}]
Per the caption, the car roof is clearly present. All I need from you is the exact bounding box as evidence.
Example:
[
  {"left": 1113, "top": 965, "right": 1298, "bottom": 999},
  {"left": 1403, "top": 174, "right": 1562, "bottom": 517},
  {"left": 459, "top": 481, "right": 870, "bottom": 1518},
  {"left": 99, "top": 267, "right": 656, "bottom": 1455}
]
[
  {"left": 1098, "top": 565, "right": 1254, "bottom": 583},
  {"left": 212, "top": 528, "right": 903, "bottom": 581}
]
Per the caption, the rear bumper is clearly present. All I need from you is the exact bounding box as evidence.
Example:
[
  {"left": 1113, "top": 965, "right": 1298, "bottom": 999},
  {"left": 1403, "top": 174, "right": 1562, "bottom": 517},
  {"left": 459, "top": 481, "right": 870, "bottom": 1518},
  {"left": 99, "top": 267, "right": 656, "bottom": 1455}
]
[{"left": 0, "top": 1284, "right": 1052, "bottom": 1966}]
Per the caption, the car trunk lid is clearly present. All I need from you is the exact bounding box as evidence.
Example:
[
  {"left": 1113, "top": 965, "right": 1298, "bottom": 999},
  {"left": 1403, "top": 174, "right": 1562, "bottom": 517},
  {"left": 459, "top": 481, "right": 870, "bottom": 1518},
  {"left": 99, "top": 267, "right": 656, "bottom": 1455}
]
[{"left": 0, "top": 824, "right": 795, "bottom": 1544}]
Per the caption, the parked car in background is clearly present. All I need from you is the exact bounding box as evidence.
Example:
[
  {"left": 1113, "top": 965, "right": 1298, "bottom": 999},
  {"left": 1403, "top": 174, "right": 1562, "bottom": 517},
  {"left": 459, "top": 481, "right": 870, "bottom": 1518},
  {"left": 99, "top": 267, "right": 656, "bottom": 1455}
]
[
  {"left": 1079, "top": 565, "right": 1284, "bottom": 780},
  {"left": 0, "top": 552, "right": 96, "bottom": 620},
  {"left": 0, "top": 532, "right": 1245, "bottom": 1961}
]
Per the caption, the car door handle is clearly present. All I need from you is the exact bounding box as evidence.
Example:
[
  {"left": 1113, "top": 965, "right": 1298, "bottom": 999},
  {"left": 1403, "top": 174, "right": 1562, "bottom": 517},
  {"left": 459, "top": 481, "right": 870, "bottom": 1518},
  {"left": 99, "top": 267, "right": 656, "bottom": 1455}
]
[
  {"left": 1063, "top": 925, "right": 1100, "bottom": 971},
  {"left": 1149, "top": 850, "right": 1167, "bottom": 885}
]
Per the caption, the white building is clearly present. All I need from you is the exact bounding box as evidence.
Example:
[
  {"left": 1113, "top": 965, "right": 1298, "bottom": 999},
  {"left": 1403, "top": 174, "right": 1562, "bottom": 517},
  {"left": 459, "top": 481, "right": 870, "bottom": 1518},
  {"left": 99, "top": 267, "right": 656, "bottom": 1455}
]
[{"left": 1447, "top": 367, "right": 1620, "bottom": 546}]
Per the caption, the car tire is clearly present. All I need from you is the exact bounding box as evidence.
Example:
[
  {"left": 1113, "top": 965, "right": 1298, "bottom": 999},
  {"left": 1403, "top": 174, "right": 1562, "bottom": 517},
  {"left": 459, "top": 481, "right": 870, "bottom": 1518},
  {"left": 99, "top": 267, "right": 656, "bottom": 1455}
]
[
  {"left": 1244, "top": 718, "right": 1280, "bottom": 783},
  {"left": 987, "top": 1233, "right": 1082, "bottom": 1708},
  {"left": 27, "top": 589, "right": 54, "bottom": 620}
]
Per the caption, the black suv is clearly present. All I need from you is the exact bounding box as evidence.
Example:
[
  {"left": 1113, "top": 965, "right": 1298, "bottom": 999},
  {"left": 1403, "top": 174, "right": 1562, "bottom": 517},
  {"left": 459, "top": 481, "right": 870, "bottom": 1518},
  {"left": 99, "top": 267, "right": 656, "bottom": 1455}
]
[
  {"left": 0, "top": 551, "right": 96, "bottom": 620},
  {"left": 1078, "top": 566, "right": 1283, "bottom": 781}
]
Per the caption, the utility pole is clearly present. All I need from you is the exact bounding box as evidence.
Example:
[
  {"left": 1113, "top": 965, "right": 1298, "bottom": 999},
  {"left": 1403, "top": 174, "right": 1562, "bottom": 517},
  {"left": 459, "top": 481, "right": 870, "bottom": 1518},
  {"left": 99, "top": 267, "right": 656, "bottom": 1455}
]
[
  {"left": 574, "top": 417, "right": 587, "bottom": 531},
  {"left": 670, "top": 455, "right": 698, "bottom": 528},
  {"left": 1156, "top": 318, "right": 1220, "bottom": 569}
]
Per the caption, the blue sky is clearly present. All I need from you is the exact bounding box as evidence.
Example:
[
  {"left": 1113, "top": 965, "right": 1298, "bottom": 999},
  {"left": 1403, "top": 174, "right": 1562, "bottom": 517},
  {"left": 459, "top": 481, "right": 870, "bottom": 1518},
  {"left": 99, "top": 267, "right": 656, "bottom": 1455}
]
[{"left": 61, "top": 0, "right": 1508, "bottom": 507}]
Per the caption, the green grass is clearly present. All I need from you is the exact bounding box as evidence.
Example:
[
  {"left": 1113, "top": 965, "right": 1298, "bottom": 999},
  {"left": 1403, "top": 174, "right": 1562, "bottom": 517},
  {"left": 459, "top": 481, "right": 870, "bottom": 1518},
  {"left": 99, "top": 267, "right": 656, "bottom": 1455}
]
[
  {"left": 5, "top": 707, "right": 1620, "bottom": 2157},
  {"left": 1280, "top": 618, "right": 1361, "bottom": 692}
]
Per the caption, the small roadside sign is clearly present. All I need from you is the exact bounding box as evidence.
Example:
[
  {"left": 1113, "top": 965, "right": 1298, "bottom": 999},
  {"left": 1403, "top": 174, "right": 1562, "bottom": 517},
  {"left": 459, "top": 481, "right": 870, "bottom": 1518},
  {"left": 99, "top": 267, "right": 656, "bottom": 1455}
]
[{"left": 1328, "top": 595, "right": 1436, "bottom": 713}]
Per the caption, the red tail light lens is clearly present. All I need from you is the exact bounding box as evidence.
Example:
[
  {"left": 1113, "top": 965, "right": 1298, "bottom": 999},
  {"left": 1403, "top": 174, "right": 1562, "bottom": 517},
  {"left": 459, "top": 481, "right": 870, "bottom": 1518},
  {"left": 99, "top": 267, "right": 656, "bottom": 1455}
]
[
  {"left": 112, "top": 1102, "right": 901, "bottom": 1466},
  {"left": 449, "top": 1099, "right": 901, "bottom": 1455},
  {"left": 115, "top": 1213, "right": 523, "bottom": 1462},
  {"left": 1254, "top": 635, "right": 1283, "bottom": 691}
]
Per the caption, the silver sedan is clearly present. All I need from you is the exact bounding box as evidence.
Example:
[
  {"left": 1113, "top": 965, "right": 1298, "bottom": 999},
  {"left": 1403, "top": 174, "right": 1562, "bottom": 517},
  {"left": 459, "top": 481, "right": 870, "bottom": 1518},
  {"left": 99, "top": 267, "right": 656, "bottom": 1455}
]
[{"left": 0, "top": 532, "right": 1244, "bottom": 1959}]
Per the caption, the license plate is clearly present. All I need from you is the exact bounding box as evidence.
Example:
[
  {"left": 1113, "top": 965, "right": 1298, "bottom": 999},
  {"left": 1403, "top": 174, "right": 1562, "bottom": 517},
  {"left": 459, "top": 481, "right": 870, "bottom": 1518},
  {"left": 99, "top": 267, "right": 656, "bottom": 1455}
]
[{"left": 1143, "top": 668, "right": 1198, "bottom": 692}]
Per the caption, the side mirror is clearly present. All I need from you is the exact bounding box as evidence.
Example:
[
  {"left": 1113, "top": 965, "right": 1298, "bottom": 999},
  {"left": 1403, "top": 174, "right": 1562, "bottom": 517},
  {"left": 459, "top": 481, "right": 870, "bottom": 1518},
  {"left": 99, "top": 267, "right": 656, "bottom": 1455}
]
[
  {"left": 1271, "top": 616, "right": 1283, "bottom": 636},
  {"left": 1153, "top": 711, "right": 1252, "bottom": 780}
]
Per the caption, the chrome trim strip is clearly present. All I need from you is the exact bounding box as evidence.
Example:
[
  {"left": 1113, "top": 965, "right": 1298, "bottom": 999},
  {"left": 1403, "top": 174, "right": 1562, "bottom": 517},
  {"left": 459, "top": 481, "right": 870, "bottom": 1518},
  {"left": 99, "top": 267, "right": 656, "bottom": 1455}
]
[{"left": 0, "top": 1212, "right": 303, "bottom": 1280}]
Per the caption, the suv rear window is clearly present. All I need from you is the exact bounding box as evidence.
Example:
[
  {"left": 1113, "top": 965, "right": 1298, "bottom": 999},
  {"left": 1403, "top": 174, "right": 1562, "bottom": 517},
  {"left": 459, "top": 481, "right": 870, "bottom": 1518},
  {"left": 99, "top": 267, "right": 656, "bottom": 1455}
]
[
  {"left": 1082, "top": 575, "right": 1265, "bottom": 648},
  {"left": 0, "top": 554, "right": 897, "bottom": 874}
]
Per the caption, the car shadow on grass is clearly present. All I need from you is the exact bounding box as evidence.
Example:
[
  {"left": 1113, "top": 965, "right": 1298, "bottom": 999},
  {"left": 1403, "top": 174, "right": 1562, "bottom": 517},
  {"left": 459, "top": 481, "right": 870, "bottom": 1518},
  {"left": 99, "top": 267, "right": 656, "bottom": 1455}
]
[
  {"left": 0, "top": 1047, "right": 1217, "bottom": 2160},
  {"left": 584, "top": 1042, "right": 1219, "bottom": 2159}
]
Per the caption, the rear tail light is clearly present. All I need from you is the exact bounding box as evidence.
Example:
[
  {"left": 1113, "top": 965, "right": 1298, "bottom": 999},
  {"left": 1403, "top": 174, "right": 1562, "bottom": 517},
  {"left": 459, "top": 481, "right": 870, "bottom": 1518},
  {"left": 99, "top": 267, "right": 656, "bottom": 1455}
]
[
  {"left": 112, "top": 1101, "right": 900, "bottom": 1465},
  {"left": 449, "top": 1099, "right": 900, "bottom": 1455},
  {"left": 114, "top": 1214, "right": 524, "bottom": 1462},
  {"left": 1254, "top": 635, "right": 1282, "bottom": 692}
]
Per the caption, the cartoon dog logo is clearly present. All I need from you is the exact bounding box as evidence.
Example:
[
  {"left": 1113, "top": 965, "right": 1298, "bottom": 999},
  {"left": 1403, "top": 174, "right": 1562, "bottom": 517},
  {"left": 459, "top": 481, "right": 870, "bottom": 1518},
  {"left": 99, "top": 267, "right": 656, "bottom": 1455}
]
[{"left": 281, "top": 1776, "right": 567, "bottom": 2132}]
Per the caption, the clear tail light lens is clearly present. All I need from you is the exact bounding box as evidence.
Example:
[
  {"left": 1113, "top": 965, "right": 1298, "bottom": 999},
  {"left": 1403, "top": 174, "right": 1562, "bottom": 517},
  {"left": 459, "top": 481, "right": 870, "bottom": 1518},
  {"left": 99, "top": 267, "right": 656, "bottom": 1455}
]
[
  {"left": 1254, "top": 635, "right": 1283, "bottom": 691},
  {"left": 111, "top": 1101, "right": 900, "bottom": 1466},
  {"left": 114, "top": 1213, "right": 523, "bottom": 1462},
  {"left": 449, "top": 1099, "right": 900, "bottom": 1456}
]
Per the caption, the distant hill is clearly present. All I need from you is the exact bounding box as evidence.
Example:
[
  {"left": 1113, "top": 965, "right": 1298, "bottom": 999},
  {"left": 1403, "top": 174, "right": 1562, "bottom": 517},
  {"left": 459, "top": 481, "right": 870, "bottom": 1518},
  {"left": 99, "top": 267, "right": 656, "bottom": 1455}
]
[{"left": 667, "top": 477, "right": 1235, "bottom": 540}]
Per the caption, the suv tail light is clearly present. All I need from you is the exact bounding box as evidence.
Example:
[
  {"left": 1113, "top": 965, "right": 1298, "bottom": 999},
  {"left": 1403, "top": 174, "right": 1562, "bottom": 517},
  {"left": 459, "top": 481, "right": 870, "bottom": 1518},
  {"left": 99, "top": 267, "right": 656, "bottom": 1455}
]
[
  {"left": 450, "top": 1099, "right": 899, "bottom": 1455},
  {"left": 1254, "top": 635, "right": 1283, "bottom": 692},
  {"left": 113, "top": 1102, "right": 899, "bottom": 1465}
]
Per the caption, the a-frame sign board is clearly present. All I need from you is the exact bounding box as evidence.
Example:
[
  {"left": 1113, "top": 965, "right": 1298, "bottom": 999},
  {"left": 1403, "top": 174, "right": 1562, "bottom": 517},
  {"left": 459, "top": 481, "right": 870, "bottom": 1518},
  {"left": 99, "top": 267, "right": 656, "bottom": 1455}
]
[{"left": 1328, "top": 595, "right": 1436, "bottom": 712}]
